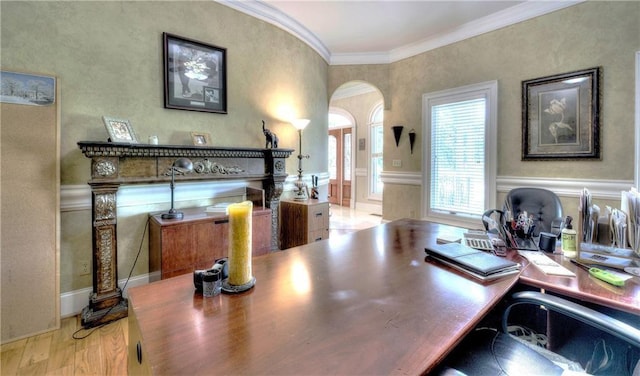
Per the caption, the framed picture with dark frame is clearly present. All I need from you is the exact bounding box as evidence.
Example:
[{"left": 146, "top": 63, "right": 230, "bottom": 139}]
[
  {"left": 102, "top": 116, "right": 138, "bottom": 143},
  {"left": 163, "top": 32, "right": 227, "bottom": 114},
  {"left": 522, "top": 67, "right": 600, "bottom": 160}
]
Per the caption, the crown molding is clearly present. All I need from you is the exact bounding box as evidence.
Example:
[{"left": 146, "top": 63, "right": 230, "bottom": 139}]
[
  {"left": 218, "top": 0, "right": 582, "bottom": 66},
  {"left": 216, "top": 0, "right": 331, "bottom": 63},
  {"left": 385, "top": 1, "right": 583, "bottom": 64}
]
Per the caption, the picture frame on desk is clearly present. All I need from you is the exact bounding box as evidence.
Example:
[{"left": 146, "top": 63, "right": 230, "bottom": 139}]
[
  {"left": 522, "top": 67, "right": 600, "bottom": 160},
  {"left": 163, "top": 32, "right": 227, "bottom": 114}
]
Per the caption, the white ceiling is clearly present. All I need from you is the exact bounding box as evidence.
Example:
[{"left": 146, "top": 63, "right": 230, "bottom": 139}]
[{"left": 218, "top": 0, "right": 581, "bottom": 65}]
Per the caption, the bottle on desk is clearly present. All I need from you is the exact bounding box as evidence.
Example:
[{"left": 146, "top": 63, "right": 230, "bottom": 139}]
[{"left": 561, "top": 216, "right": 577, "bottom": 258}]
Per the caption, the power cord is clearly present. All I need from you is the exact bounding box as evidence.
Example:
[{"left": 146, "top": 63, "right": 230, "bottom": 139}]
[{"left": 72, "top": 217, "right": 149, "bottom": 340}]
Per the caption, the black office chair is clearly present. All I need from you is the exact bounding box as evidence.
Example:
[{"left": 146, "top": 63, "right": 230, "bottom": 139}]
[
  {"left": 504, "top": 187, "right": 564, "bottom": 237},
  {"left": 435, "top": 291, "right": 640, "bottom": 375}
]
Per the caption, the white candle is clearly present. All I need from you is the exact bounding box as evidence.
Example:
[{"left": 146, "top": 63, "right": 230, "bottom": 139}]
[{"left": 227, "top": 201, "right": 253, "bottom": 285}]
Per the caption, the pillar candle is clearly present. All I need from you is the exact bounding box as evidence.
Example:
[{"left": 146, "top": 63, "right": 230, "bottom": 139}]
[{"left": 227, "top": 201, "right": 253, "bottom": 286}]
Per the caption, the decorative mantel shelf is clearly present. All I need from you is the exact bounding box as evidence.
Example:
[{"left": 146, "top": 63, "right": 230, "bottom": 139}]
[{"left": 77, "top": 141, "right": 293, "bottom": 327}]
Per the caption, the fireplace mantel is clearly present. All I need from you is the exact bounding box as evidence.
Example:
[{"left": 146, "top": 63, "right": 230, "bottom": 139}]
[{"left": 77, "top": 141, "right": 293, "bottom": 327}]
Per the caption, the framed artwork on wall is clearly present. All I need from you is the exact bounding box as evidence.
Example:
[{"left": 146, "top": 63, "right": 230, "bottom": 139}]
[
  {"left": 102, "top": 116, "right": 138, "bottom": 143},
  {"left": 163, "top": 32, "right": 227, "bottom": 114},
  {"left": 0, "top": 70, "right": 55, "bottom": 106},
  {"left": 522, "top": 67, "right": 600, "bottom": 160}
]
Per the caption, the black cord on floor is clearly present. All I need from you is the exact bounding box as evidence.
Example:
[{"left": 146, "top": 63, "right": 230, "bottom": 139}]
[{"left": 72, "top": 217, "right": 149, "bottom": 340}]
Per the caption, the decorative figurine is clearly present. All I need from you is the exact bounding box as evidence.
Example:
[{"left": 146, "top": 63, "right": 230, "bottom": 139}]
[
  {"left": 310, "top": 175, "right": 319, "bottom": 199},
  {"left": 262, "top": 120, "right": 279, "bottom": 149}
]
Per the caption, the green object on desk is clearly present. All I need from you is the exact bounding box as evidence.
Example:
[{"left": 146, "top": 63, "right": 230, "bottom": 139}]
[{"left": 571, "top": 260, "right": 626, "bottom": 287}]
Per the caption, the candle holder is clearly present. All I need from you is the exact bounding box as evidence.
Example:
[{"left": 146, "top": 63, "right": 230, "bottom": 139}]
[
  {"left": 222, "top": 201, "right": 256, "bottom": 293},
  {"left": 291, "top": 119, "right": 310, "bottom": 201}
]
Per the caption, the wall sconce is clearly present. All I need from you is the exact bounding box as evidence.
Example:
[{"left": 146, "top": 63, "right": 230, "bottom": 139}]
[
  {"left": 291, "top": 119, "right": 310, "bottom": 201},
  {"left": 392, "top": 125, "right": 403, "bottom": 147},
  {"left": 409, "top": 129, "right": 416, "bottom": 154},
  {"left": 161, "top": 157, "right": 193, "bottom": 220}
]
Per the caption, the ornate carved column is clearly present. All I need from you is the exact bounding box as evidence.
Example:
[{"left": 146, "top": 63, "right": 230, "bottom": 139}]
[
  {"left": 81, "top": 183, "right": 128, "bottom": 327},
  {"left": 77, "top": 142, "right": 293, "bottom": 327},
  {"left": 263, "top": 149, "right": 290, "bottom": 250}
]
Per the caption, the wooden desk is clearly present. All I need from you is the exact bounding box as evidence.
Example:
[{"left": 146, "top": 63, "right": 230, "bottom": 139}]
[
  {"left": 518, "top": 252, "right": 640, "bottom": 315},
  {"left": 128, "top": 219, "right": 520, "bottom": 375}
]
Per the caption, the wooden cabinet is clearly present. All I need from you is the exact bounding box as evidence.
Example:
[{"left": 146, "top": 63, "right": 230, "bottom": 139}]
[
  {"left": 279, "top": 199, "right": 329, "bottom": 249},
  {"left": 149, "top": 207, "right": 271, "bottom": 281}
]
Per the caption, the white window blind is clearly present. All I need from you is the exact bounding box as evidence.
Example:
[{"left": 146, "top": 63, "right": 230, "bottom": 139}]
[
  {"left": 370, "top": 104, "right": 384, "bottom": 198},
  {"left": 430, "top": 98, "right": 486, "bottom": 216},
  {"left": 422, "top": 80, "right": 497, "bottom": 226}
]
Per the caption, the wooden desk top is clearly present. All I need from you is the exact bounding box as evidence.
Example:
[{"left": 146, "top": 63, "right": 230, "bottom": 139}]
[
  {"left": 128, "top": 219, "right": 521, "bottom": 375},
  {"left": 518, "top": 252, "right": 640, "bottom": 315}
]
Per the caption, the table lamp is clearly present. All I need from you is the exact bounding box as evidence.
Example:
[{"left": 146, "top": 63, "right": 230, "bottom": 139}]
[
  {"left": 291, "top": 118, "right": 310, "bottom": 201},
  {"left": 161, "top": 157, "right": 193, "bottom": 220}
]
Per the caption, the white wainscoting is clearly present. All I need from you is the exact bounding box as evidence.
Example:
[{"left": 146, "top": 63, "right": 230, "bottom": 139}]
[{"left": 380, "top": 171, "right": 634, "bottom": 200}]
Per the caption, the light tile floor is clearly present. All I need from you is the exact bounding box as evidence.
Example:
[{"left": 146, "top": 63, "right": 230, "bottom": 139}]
[{"left": 329, "top": 204, "right": 383, "bottom": 237}]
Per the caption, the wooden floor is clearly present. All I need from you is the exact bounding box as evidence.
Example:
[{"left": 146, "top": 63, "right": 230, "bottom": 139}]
[
  {"left": 0, "top": 205, "right": 381, "bottom": 375},
  {"left": 1, "top": 315, "right": 128, "bottom": 376}
]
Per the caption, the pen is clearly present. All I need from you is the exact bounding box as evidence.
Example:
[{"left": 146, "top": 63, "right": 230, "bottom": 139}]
[{"left": 570, "top": 259, "right": 626, "bottom": 287}]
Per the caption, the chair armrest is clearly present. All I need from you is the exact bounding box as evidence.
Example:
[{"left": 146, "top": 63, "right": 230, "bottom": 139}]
[{"left": 502, "top": 291, "right": 640, "bottom": 348}]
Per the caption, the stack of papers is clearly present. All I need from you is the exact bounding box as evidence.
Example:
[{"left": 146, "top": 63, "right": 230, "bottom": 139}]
[
  {"left": 621, "top": 188, "right": 640, "bottom": 256},
  {"left": 518, "top": 250, "right": 575, "bottom": 277},
  {"left": 205, "top": 203, "right": 231, "bottom": 213}
]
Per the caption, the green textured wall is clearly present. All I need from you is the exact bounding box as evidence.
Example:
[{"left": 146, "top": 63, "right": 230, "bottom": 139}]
[
  {"left": 1, "top": 1, "right": 328, "bottom": 296},
  {"left": 330, "top": 1, "right": 639, "bottom": 221}
]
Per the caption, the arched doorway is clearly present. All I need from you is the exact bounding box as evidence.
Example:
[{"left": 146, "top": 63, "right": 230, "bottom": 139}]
[
  {"left": 328, "top": 108, "right": 354, "bottom": 206},
  {"left": 329, "top": 81, "right": 384, "bottom": 214}
]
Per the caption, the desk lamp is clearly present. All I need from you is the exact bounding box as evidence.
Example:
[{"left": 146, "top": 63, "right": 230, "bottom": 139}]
[
  {"left": 162, "top": 157, "right": 193, "bottom": 220},
  {"left": 291, "top": 119, "right": 310, "bottom": 201}
]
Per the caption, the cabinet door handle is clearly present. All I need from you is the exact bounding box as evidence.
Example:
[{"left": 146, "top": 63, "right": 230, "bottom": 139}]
[
  {"left": 136, "top": 341, "right": 143, "bottom": 364},
  {"left": 315, "top": 237, "right": 323, "bottom": 241},
  {"left": 214, "top": 219, "right": 229, "bottom": 224},
  {"left": 315, "top": 212, "right": 323, "bottom": 217}
]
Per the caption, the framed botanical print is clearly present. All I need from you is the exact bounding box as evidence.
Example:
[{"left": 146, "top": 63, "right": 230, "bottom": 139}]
[{"left": 522, "top": 67, "right": 600, "bottom": 160}]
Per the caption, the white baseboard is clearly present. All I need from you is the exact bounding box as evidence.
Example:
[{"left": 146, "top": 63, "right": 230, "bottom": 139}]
[
  {"left": 60, "top": 273, "right": 151, "bottom": 318},
  {"left": 353, "top": 202, "right": 382, "bottom": 215}
]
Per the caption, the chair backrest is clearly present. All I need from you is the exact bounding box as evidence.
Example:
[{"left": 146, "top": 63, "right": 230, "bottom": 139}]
[{"left": 503, "top": 187, "right": 563, "bottom": 236}]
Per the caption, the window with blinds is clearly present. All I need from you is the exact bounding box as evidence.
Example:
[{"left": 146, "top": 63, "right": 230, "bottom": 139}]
[
  {"left": 370, "top": 104, "right": 384, "bottom": 199},
  {"left": 423, "top": 81, "right": 497, "bottom": 226},
  {"left": 431, "top": 98, "right": 486, "bottom": 215}
]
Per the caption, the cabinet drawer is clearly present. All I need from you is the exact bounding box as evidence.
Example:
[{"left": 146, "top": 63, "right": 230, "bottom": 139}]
[
  {"left": 308, "top": 228, "right": 329, "bottom": 243},
  {"left": 307, "top": 205, "right": 329, "bottom": 231}
]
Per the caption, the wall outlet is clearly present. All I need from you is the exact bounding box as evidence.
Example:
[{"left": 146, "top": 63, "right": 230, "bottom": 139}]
[
  {"left": 79, "top": 260, "right": 91, "bottom": 275},
  {"left": 392, "top": 159, "right": 402, "bottom": 167}
]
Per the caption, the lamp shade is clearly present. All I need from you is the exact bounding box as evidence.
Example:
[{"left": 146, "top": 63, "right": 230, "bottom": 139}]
[
  {"left": 291, "top": 119, "right": 310, "bottom": 131},
  {"left": 173, "top": 157, "right": 193, "bottom": 173}
]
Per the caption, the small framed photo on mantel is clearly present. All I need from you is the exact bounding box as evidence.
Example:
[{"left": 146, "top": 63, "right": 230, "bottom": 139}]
[
  {"left": 102, "top": 116, "right": 138, "bottom": 143},
  {"left": 522, "top": 67, "right": 600, "bottom": 160},
  {"left": 191, "top": 131, "right": 212, "bottom": 146}
]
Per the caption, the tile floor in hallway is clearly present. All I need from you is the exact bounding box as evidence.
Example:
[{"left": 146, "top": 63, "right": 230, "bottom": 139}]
[{"left": 328, "top": 204, "right": 383, "bottom": 237}]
